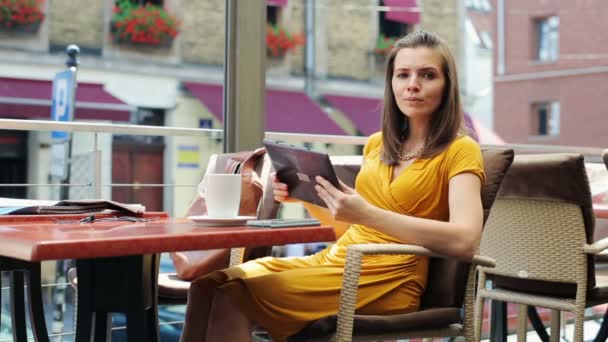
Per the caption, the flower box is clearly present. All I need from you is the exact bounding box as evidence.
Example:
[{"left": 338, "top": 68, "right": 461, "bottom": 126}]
[
  {"left": 111, "top": 0, "right": 180, "bottom": 48},
  {"left": 266, "top": 25, "right": 304, "bottom": 58},
  {"left": 0, "top": 0, "right": 45, "bottom": 33}
]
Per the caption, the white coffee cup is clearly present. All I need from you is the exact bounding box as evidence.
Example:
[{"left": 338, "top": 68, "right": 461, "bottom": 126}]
[{"left": 200, "top": 173, "right": 242, "bottom": 218}]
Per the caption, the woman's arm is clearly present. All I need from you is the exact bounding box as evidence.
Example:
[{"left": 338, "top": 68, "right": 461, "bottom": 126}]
[{"left": 314, "top": 173, "right": 483, "bottom": 259}]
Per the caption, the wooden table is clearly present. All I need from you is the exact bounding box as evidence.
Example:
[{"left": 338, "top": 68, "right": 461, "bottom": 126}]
[{"left": 0, "top": 214, "right": 336, "bottom": 342}]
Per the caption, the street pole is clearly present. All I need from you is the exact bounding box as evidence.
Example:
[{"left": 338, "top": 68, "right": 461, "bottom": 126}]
[
  {"left": 53, "top": 44, "right": 79, "bottom": 342},
  {"left": 59, "top": 44, "right": 79, "bottom": 200}
]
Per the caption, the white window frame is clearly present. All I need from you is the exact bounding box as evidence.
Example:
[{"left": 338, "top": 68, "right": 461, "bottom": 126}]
[{"left": 537, "top": 16, "right": 559, "bottom": 62}]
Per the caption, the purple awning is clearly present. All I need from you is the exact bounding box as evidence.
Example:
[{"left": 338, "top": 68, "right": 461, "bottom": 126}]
[
  {"left": 383, "top": 0, "right": 420, "bottom": 25},
  {"left": 183, "top": 82, "right": 224, "bottom": 122},
  {"left": 184, "top": 82, "right": 347, "bottom": 135},
  {"left": 324, "top": 94, "right": 383, "bottom": 136},
  {"left": 0, "top": 77, "right": 132, "bottom": 121},
  {"left": 266, "top": 0, "right": 287, "bottom": 6}
]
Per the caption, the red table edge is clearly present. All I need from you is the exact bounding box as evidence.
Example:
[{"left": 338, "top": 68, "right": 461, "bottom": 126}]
[{"left": 15, "top": 224, "right": 337, "bottom": 262}]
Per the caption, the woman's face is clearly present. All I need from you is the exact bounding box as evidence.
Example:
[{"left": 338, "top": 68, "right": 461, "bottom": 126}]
[{"left": 391, "top": 47, "right": 447, "bottom": 121}]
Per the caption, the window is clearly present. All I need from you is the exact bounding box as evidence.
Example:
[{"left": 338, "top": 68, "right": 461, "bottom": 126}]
[
  {"left": 535, "top": 16, "right": 559, "bottom": 62},
  {"left": 267, "top": 5, "right": 279, "bottom": 26},
  {"left": 465, "top": 0, "right": 492, "bottom": 12},
  {"left": 530, "top": 102, "right": 560, "bottom": 136},
  {"left": 379, "top": 1, "right": 409, "bottom": 39},
  {"left": 479, "top": 31, "right": 493, "bottom": 49}
]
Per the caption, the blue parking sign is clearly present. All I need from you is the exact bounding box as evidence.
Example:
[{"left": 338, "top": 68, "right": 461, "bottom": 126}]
[{"left": 51, "top": 69, "right": 76, "bottom": 141}]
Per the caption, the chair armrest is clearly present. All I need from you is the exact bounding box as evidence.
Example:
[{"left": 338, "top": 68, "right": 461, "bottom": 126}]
[
  {"left": 334, "top": 244, "right": 494, "bottom": 341},
  {"left": 348, "top": 244, "right": 496, "bottom": 267},
  {"left": 583, "top": 237, "right": 608, "bottom": 254}
]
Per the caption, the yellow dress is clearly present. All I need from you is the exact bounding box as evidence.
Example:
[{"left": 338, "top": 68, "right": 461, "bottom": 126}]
[{"left": 201, "top": 133, "right": 485, "bottom": 341}]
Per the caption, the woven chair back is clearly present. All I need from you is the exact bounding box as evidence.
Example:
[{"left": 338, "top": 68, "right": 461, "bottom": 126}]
[
  {"left": 481, "top": 199, "right": 587, "bottom": 284},
  {"left": 481, "top": 153, "right": 593, "bottom": 293}
]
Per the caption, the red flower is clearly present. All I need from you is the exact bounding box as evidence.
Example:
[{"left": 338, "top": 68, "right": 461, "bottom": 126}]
[
  {"left": 0, "top": 0, "right": 45, "bottom": 30},
  {"left": 111, "top": 2, "right": 180, "bottom": 47},
  {"left": 266, "top": 25, "right": 305, "bottom": 57}
]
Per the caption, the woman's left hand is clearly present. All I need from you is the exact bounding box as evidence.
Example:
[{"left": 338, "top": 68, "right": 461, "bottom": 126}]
[{"left": 315, "top": 176, "right": 373, "bottom": 224}]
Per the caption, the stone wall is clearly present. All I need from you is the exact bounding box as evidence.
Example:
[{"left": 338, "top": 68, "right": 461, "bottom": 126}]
[
  {"left": 324, "top": 0, "right": 375, "bottom": 80},
  {"left": 285, "top": 0, "right": 306, "bottom": 75},
  {"left": 420, "top": 0, "right": 462, "bottom": 69},
  {"left": 180, "top": 0, "right": 225, "bottom": 65},
  {"left": 49, "top": 0, "right": 105, "bottom": 50}
]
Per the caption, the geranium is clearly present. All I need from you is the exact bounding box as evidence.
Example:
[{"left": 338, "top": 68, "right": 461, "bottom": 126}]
[
  {"left": 0, "top": 0, "right": 45, "bottom": 30},
  {"left": 374, "top": 34, "right": 397, "bottom": 56},
  {"left": 111, "top": 0, "right": 180, "bottom": 46},
  {"left": 266, "top": 25, "right": 305, "bottom": 58}
]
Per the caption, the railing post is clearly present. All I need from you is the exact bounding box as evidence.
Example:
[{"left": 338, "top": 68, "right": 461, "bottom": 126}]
[{"left": 91, "top": 133, "right": 103, "bottom": 199}]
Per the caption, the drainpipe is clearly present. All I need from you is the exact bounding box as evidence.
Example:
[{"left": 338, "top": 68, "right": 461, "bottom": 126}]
[
  {"left": 497, "top": 0, "right": 505, "bottom": 75},
  {"left": 304, "top": 0, "right": 316, "bottom": 97}
]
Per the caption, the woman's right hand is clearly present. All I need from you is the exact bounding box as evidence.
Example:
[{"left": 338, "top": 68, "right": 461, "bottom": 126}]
[{"left": 271, "top": 173, "right": 298, "bottom": 203}]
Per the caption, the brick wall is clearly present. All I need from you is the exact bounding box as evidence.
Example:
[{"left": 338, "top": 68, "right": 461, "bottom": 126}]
[
  {"left": 49, "top": 0, "right": 105, "bottom": 49},
  {"left": 493, "top": 0, "right": 608, "bottom": 146}
]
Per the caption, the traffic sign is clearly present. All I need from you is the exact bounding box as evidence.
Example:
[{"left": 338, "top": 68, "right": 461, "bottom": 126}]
[{"left": 51, "top": 69, "right": 76, "bottom": 141}]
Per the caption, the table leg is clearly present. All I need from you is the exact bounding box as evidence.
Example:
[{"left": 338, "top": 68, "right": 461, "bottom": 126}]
[
  {"left": 10, "top": 271, "right": 28, "bottom": 342},
  {"left": 75, "top": 260, "right": 94, "bottom": 342},
  {"left": 93, "top": 311, "right": 110, "bottom": 342},
  {"left": 490, "top": 300, "right": 507, "bottom": 342},
  {"left": 74, "top": 255, "right": 160, "bottom": 342},
  {"left": 25, "top": 263, "right": 50, "bottom": 342}
]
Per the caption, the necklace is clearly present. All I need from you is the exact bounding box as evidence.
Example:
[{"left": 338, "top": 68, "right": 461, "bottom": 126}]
[
  {"left": 397, "top": 148, "right": 423, "bottom": 161},
  {"left": 397, "top": 143, "right": 426, "bottom": 161}
]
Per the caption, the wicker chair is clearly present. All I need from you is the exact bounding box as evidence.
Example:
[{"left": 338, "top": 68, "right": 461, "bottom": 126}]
[
  {"left": 277, "top": 147, "right": 513, "bottom": 342},
  {"left": 475, "top": 153, "right": 608, "bottom": 342}
]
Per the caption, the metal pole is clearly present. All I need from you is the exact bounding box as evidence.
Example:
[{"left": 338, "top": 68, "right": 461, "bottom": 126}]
[
  {"left": 59, "top": 45, "right": 79, "bottom": 200},
  {"left": 223, "top": 0, "right": 237, "bottom": 153},
  {"left": 54, "top": 44, "right": 79, "bottom": 342},
  {"left": 305, "top": 0, "right": 316, "bottom": 97},
  {"left": 222, "top": 0, "right": 266, "bottom": 153}
]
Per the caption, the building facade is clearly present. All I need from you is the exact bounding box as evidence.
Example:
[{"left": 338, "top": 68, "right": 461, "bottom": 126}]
[
  {"left": 492, "top": 0, "right": 608, "bottom": 147},
  {"left": 0, "top": 0, "right": 464, "bottom": 216}
]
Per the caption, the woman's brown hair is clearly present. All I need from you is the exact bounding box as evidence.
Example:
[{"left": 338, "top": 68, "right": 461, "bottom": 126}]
[{"left": 381, "top": 31, "right": 465, "bottom": 165}]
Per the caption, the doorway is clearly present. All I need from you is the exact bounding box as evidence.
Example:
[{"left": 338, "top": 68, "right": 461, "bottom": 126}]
[{"left": 0, "top": 131, "right": 27, "bottom": 198}]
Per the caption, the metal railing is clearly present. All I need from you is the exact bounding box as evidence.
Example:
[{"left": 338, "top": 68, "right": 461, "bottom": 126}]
[{"left": 0, "top": 118, "right": 607, "bottom": 341}]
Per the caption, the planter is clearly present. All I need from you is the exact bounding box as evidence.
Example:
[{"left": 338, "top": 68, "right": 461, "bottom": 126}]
[
  {"left": 0, "top": 21, "right": 41, "bottom": 34},
  {"left": 112, "top": 34, "right": 174, "bottom": 49}
]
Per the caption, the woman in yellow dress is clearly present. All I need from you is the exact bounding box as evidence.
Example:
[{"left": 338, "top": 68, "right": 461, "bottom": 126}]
[{"left": 180, "top": 31, "right": 485, "bottom": 342}]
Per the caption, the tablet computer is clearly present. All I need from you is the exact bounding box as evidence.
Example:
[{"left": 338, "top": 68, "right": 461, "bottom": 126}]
[{"left": 263, "top": 139, "right": 340, "bottom": 207}]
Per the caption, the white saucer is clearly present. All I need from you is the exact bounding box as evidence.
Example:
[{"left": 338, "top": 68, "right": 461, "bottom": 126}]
[{"left": 186, "top": 215, "right": 257, "bottom": 227}]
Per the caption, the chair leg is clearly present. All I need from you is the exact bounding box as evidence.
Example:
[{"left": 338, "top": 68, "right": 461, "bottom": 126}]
[
  {"left": 490, "top": 300, "right": 508, "bottom": 342},
  {"left": 474, "top": 296, "right": 485, "bottom": 341},
  {"left": 593, "top": 306, "right": 608, "bottom": 342},
  {"left": 549, "top": 309, "right": 560, "bottom": 342},
  {"left": 527, "top": 306, "right": 549, "bottom": 342},
  {"left": 25, "top": 264, "right": 50, "bottom": 342},
  {"left": 10, "top": 271, "right": 28, "bottom": 342},
  {"left": 517, "top": 304, "right": 528, "bottom": 341}
]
